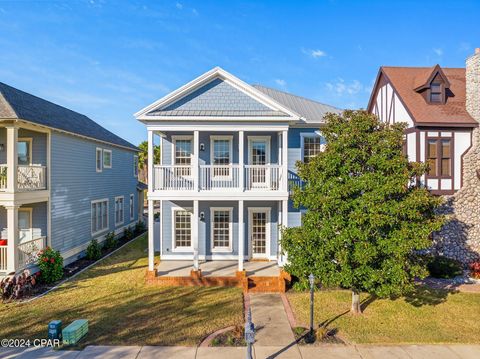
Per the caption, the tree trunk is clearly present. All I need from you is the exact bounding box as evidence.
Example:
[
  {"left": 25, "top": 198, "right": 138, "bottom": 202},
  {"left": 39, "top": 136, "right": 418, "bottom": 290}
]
[{"left": 351, "top": 290, "right": 362, "bottom": 314}]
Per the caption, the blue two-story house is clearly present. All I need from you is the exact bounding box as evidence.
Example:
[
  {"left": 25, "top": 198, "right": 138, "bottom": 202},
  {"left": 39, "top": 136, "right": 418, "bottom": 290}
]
[
  {"left": 136, "top": 67, "right": 340, "bottom": 275},
  {"left": 0, "top": 82, "right": 142, "bottom": 275}
]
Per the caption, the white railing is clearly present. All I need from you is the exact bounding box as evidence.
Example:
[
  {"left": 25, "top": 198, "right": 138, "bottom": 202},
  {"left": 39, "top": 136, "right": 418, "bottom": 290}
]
[
  {"left": 200, "top": 165, "right": 240, "bottom": 190},
  {"left": 18, "top": 236, "right": 46, "bottom": 270},
  {"left": 0, "top": 165, "right": 7, "bottom": 190},
  {"left": 153, "top": 165, "right": 194, "bottom": 191},
  {"left": 0, "top": 245, "right": 6, "bottom": 272},
  {"left": 17, "top": 165, "right": 47, "bottom": 191},
  {"left": 245, "top": 165, "right": 281, "bottom": 191}
]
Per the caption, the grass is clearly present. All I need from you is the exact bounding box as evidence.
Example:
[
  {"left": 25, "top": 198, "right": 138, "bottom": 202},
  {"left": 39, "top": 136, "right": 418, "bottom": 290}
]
[
  {"left": 287, "top": 287, "right": 480, "bottom": 344},
  {"left": 0, "top": 234, "right": 244, "bottom": 346}
]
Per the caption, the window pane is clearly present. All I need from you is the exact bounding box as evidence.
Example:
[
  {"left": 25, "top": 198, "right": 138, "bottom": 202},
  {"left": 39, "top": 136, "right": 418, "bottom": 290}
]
[
  {"left": 213, "top": 140, "right": 230, "bottom": 165},
  {"left": 303, "top": 136, "right": 322, "bottom": 163},
  {"left": 18, "top": 141, "right": 31, "bottom": 165},
  {"left": 441, "top": 140, "right": 451, "bottom": 157},
  {"left": 175, "top": 211, "right": 191, "bottom": 248},
  {"left": 441, "top": 159, "right": 451, "bottom": 176},
  {"left": 213, "top": 210, "right": 230, "bottom": 249},
  {"left": 427, "top": 140, "right": 437, "bottom": 158},
  {"left": 175, "top": 139, "right": 192, "bottom": 165},
  {"left": 103, "top": 151, "right": 111, "bottom": 167},
  {"left": 427, "top": 159, "right": 436, "bottom": 176}
]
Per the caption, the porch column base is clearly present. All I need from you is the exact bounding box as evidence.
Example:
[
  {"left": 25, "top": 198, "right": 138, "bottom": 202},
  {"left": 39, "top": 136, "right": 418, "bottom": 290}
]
[
  {"left": 235, "top": 270, "right": 247, "bottom": 279},
  {"left": 146, "top": 269, "right": 158, "bottom": 282},
  {"left": 190, "top": 269, "right": 202, "bottom": 279}
]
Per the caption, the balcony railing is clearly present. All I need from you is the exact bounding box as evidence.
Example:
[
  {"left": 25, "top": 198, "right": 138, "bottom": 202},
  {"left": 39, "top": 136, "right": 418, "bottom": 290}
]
[
  {"left": 153, "top": 164, "right": 283, "bottom": 191},
  {"left": 0, "top": 236, "right": 46, "bottom": 272},
  {"left": 0, "top": 165, "right": 47, "bottom": 192},
  {"left": 0, "top": 165, "right": 6, "bottom": 190}
]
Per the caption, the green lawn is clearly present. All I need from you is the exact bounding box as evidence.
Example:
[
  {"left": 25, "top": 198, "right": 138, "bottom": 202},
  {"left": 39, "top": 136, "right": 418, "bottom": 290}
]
[
  {"left": 0, "top": 235, "right": 244, "bottom": 346},
  {"left": 287, "top": 287, "right": 480, "bottom": 344}
]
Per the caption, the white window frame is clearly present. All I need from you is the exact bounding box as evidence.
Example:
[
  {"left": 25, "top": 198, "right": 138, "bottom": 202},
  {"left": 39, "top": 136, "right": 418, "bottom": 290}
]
[
  {"left": 114, "top": 196, "right": 124, "bottom": 226},
  {"left": 17, "top": 137, "right": 33, "bottom": 166},
  {"left": 248, "top": 207, "right": 271, "bottom": 259},
  {"left": 300, "top": 132, "right": 323, "bottom": 163},
  {"left": 133, "top": 155, "right": 138, "bottom": 177},
  {"left": 171, "top": 135, "right": 193, "bottom": 166},
  {"left": 210, "top": 207, "right": 233, "bottom": 253},
  {"left": 247, "top": 136, "right": 271, "bottom": 165},
  {"left": 91, "top": 198, "right": 109, "bottom": 235},
  {"left": 18, "top": 207, "right": 33, "bottom": 243},
  {"left": 129, "top": 194, "right": 135, "bottom": 221},
  {"left": 103, "top": 149, "right": 112, "bottom": 169},
  {"left": 171, "top": 206, "right": 193, "bottom": 252},
  {"left": 96, "top": 148, "right": 103, "bottom": 172},
  {"left": 210, "top": 135, "right": 233, "bottom": 179}
]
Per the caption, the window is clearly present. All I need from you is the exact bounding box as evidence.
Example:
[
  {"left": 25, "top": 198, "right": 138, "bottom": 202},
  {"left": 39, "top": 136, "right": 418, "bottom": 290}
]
[
  {"left": 211, "top": 136, "right": 232, "bottom": 177},
  {"left": 173, "top": 136, "right": 192, "bottom": 176},
  {"left": 96, "top": 148, "right": 102, "bottom": 172},
  {"left": 115, "top": 196, "right": 124, "bottom": 226},
  {"left": 133, "top": 155, "right": 138, "bottom": 177},
  {"left": 103, "top": 150, "right": 112, "bottom": 169},
  {"left": 430, "top": 83, "right": 442, "bottom": 103},
  {"left": 211, "top": 208, "right": 232, "bottom": 252},
  {"left": 18, "top": 138, "right": 32, "bottom": 165},
  {"left": 91, "top": 199, "right": 108, "bottom": 234},
  {"left": 427, "top": 138, "right": 451, "bottom": 177},
  {"left": 302, "top": 134, "right": 323, "bottom": 163},
  {"left": 173, "top": 209, "right": 192, "bottom": 249},
  {"left": 130, "top": 194, "right": 134, "bottom": 221}
]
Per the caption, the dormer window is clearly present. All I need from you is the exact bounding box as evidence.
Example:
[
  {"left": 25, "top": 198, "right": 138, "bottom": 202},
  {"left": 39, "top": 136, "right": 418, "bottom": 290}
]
[{"left": 430, "top": 83, "right": 442, "bottom": 103}]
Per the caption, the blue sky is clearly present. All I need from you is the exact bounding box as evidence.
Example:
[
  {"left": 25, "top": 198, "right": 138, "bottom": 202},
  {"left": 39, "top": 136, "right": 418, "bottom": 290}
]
[{"left": 0, "top": 0, "right": 479, "bottom": 145}]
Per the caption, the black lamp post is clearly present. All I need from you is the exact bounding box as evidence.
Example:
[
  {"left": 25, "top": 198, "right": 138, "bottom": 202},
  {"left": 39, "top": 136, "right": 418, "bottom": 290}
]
[{"left": 308, "top": 273, "right": 315, "bottom": 341}]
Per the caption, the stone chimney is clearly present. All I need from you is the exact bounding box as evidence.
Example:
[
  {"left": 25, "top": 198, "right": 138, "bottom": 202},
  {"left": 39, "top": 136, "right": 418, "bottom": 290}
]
[{"left": 466, "top": 48, "right": 480, "bottom": 121}]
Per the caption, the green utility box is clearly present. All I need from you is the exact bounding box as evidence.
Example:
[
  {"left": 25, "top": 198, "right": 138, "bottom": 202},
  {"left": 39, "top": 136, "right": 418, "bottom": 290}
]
[
  {"left": 48, "top": 320, "right": 62, "bottom": 340},
  {"left": 62, "top": 319, "right": 88, "bottom": 345}
]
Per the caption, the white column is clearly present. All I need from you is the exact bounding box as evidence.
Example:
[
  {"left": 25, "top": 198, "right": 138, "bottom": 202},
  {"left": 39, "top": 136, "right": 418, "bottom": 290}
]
[
  {"left": 6, "top": 205, "right": 19, "bottom": 273},
  {"left": 281, "top": 199, "right": 288, "bottom": 265},
  {"left": 193, "top": 200, "right": 199, "bottom": 270},
  {"left": 6, "top": 125, "right": 18, "bottom": 193},
  {"left": 193, "top": 130, "right": 199, "bottom": 191},
  {"left": 239, "top": 131, "right": 244, "bottom": 191},
  {"left": 147, "top": 129, "right": 154, "bottom": 194},
  {"left": 282, "top": 130, "right": 288, "bottom": 192},
  {"left": 278, "top": 200, "right": 282, "bottom": 265},
  {"left": 158, "top": 200, "right": 162, "bottom": 263},
  {"left": 148, "top": 199, "right": 154, "bottom": 271},
  {"left": 238, "top": 200, "right": 244, "bottom": 271}
]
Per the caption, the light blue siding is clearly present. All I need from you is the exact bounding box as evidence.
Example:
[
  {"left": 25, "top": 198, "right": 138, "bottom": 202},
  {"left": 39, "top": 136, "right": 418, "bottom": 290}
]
[{"left": 50, "top": 131, "right": 138, "bottom": 263}]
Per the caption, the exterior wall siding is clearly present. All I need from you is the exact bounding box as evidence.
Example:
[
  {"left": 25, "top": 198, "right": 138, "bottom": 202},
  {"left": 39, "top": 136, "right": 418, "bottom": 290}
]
[{"left": 50, "top": 131, "right": 138, "bottom": 264}]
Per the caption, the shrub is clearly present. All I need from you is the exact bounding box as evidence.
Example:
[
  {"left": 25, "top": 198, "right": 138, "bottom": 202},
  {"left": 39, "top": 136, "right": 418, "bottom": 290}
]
[
  {"left": 38, "top": 247, "right": 64, "bottom": 283},
  {"left": 124, "top": 226, "right": 134, "bottom": 240},
  {"left": 0, "top": 269, "right": 38, "bottom": 301},
  {"left": 134, "top": 221, "right": 146, "bottom": 235},
  {"left": 293, "top": 326, "right": 307, "bottom": 336},
  {"left": 86, "top": 239, "right": 102, "bottom": 260},
  {"left": 103, "top": 231, "right": 117, "bottom": 250},
  {"left": 427, "top": 256, "right": 463, "bottom": 279},
  {"left": 469, "top": 262, "right": 480, "bottom": 279}
]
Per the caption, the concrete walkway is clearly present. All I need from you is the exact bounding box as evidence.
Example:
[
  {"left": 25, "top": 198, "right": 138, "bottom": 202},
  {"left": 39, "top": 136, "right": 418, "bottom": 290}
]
[{"left": 2, "top": 344, "right": 480, "bottom": 358}]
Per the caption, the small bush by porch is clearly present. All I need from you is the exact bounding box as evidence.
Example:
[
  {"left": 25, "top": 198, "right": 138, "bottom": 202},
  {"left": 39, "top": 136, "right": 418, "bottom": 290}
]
[{"left": 0, "top": 234, "right": 244, "bottom": 346}]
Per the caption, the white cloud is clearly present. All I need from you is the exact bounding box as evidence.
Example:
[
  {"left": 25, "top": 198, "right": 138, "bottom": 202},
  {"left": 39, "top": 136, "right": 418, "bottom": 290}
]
[
  {"left": 325, "top": 79, "right": 363, "bottom": 96},
  {"left": 175, "top": 2, "right": 183, "bottom": 10},
  {"left": 459, "top": 42, "right": 471, "bottom": 52},
  {"left": 433, "top": 48, "right": 443, "bottom": 56},
  {"left": 275, "top": 79, "right": 287, "bottom": 88},
  {"left": 302, "top": 48, "right": 327, "bottom": 59}
]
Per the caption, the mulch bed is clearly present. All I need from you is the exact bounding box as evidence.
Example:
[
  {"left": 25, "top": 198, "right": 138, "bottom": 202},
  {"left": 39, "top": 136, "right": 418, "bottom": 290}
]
[
  {"left": 3, "top": 229, "right": 146, "bottom": 302},
  {"left": 209, "top": 327, "right": 246, "bottom": 347},
  {"left": 293, "top": 326, "right": 345, "bottom": 345}
]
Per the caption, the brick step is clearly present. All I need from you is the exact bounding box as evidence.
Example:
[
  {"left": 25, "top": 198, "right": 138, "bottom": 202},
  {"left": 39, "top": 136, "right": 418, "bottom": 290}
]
[{"left": 247, "top": 277, "right": 282, "bottom": 293}]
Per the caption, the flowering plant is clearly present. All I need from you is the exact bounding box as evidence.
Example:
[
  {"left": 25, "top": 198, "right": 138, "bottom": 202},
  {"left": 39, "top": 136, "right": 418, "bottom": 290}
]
[
  {"left": 37, "top": 246, "right": 63, "bottom": 283},
  {"left": 469, "top": 262, "right": 480, "bottom": 279}
]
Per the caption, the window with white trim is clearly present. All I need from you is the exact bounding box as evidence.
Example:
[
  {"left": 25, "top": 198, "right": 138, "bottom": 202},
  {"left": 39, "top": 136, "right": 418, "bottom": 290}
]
[
  {"left": 103, "top": 149, "right": 112, "bottom": 168},
  {"left": 174, "top": 209, "right": 191, "bottom": 249},
  {"left": 115, "top": 196, "right": 124, "bottom": 225},
  {"left": 130, "top": 194, "right": 134, "bottom": 220},
  {"left": 91, "top": 199, "right": 108, "bottom": 234},
  {"left": 96, "top": 148, "right": 102, "bottom": 172},
  {"left": 302, "top": 134, "right": 323, "bottom": 163},
  {"left": 211, "top": 136, "right": 232, "bottom": 177},
  {"left": 211, "top": 208, "right": 232, "bottom": 252},
  {"left": 173, "top": 136, "right": 192, "bottom": 176},
  {"left": 133, "top": 155, "right": 138, "bottom": 177}
]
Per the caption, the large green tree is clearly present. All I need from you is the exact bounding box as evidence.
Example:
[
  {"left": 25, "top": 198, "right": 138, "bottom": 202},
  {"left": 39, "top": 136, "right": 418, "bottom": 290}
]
[
  {"left": 281, "top": 110, "right": 444, "bottom": 314},
  {"left": 138, "top": 141, "right": 160, "bottom": 183}
]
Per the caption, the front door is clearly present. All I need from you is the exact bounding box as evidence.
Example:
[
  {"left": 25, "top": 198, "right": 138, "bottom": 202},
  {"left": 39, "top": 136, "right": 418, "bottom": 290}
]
[
  {"left": 248, "top": 137, "right": 270, "bottom": 188},
  {"left": 249, "top": 209, "right": 270, "bottom": 259},
  {"left": 18, "top": 209, "right": 32, "bottom": 243}
]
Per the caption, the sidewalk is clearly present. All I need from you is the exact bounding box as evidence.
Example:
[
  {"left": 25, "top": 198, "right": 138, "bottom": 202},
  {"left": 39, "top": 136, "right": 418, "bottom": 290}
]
[{"left": 2, "top": 344, "right": 480, "bottom": 358}]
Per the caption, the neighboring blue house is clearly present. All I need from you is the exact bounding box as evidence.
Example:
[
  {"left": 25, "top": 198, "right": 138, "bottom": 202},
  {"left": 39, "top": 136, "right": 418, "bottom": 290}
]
[
  {"left": 0, "top": 82, "right": 142, "bottom": 274},
  {"left": 135, "top": 67, "right": 340, "bottom": 273}
]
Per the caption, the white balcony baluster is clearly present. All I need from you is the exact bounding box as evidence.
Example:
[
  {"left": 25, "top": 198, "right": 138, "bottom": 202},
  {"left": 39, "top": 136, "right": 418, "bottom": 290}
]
[{"left": 17, "top": 165, "right": 47, "bottom": 191}]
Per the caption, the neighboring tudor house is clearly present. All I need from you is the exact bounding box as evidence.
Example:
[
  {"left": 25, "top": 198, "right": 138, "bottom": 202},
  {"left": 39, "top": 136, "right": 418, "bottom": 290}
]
[
  {"left": 368, "top": 48, "right": 480, "bottom": 263},
  {"left": 0, "top": 82, "right": 142, "bottom": 275},
  {"left": 135, "top": 67, "right": 340, "bottom": 274}
]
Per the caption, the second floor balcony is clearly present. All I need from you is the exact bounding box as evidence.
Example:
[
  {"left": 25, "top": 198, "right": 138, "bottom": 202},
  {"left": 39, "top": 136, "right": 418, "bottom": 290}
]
[{"left": 0, "top": 165, "right": 47, "bottom": 191}]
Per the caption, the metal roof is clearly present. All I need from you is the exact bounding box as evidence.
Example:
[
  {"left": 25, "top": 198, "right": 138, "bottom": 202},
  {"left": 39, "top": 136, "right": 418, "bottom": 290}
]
[
  {"left": 253, "top": 85, "right": 342, "bottom": 123},
  {"left": 0, "top": 82, "right": 138, "bottom": 151}
]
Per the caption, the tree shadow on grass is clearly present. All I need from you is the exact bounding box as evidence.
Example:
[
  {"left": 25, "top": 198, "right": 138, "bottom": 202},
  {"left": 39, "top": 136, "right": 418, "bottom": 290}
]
[{"left": 402, "top": 284, "right": 457, "bottom": 307}]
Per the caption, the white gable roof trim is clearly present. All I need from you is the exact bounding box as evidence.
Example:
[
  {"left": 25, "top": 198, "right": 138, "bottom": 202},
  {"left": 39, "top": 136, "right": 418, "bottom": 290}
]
[{"left": 134, "top": 67, "right": 302, "bottom": 122}]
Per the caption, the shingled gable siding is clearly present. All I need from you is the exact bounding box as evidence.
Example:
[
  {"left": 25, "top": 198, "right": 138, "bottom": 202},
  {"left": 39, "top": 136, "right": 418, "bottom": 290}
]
[
  {"left": 158, "top": 200, "right": 279, "bottom": 258},
  {"left": 50, "top": 131, "right": 138, "bottom": 264},
  {"left": 158, "top": 78, "right": 273, "bottom": 113}
]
